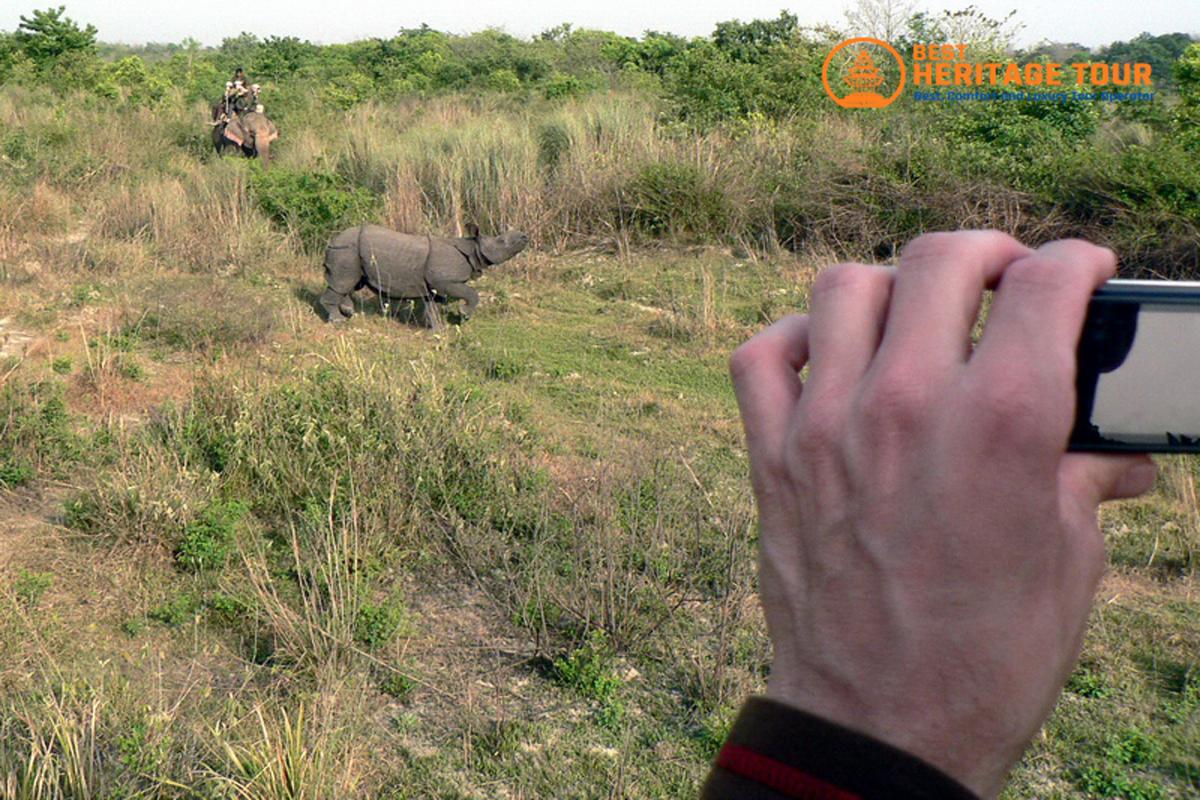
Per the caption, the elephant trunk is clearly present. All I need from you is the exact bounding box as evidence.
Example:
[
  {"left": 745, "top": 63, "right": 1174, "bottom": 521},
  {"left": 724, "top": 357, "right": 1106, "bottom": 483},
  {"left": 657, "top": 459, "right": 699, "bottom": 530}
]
[{"left": 257, "top": 138, "right": 271, "bottom": 171}]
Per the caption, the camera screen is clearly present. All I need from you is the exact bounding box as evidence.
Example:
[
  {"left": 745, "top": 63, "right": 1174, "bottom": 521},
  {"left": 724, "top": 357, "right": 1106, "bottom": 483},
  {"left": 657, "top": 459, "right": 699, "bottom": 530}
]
[{"left": 1074, "top": 302, "right": 1200, "bottom": 450}]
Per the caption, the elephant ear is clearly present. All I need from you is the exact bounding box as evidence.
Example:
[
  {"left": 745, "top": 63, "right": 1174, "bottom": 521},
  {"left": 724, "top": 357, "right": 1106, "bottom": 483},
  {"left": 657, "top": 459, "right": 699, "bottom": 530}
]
[{"left": 465, "top": 223, "right": 480, "bottom": 239}]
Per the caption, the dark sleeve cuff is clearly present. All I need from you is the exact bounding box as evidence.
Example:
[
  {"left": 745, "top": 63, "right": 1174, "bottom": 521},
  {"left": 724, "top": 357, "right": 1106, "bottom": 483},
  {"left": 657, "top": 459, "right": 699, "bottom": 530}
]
[{"left": 700, "top": 696, "right": 980, "bottom": 800}]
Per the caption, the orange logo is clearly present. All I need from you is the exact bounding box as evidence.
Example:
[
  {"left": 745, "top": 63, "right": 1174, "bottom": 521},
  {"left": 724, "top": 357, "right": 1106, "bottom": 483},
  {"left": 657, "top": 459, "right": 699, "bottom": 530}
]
[{"left": 823, "top": 37, "right": 906, "bottom": 108}]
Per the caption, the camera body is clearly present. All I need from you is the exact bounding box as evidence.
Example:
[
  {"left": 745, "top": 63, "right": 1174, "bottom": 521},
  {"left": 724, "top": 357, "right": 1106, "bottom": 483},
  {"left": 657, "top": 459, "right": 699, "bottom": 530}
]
[{"left": 1070, "top": 280, "right": 1200, "bottom": 453}]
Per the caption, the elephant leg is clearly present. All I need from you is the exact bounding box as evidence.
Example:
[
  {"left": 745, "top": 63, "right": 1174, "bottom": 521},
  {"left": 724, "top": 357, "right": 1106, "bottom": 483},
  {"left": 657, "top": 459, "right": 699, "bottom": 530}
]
[
  {"left": 338, "top": 296, "right": 354, "bottom": 318},
  {"left": 320, "top": 288, "right": 351, "bottom": 323},
  {"left": 432, "top": 282, "right": 480, "bottom": 320}
]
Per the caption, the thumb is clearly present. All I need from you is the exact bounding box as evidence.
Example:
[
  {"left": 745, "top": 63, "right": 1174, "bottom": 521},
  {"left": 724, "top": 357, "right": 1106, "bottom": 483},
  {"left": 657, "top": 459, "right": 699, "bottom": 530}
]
[{"left": 1060, "top": 453, "right": 1157, "bottom": 507}]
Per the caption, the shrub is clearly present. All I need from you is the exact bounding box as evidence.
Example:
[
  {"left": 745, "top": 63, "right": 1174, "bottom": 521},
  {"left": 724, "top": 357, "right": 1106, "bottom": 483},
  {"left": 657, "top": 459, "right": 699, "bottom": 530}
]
[
  {"left": 553, "top": 629, "right": 625, "bottom": 727},
  {"left": 623, "top": 161, "right": 729, "bottom": 239},
  {"left": 175, "top": 500, "right": 248, "bottom": 572},
  {"left": 0, "top": 456, "right": 33, "bottom": 488},
  {"left": 536, "top": 120, "right": 572, "bottom": 173},
  {"left": 0, "top": 380, "right": 81, "bottom": 482},
  {"left": 354, "top": 599, "right": 406, "bottom": 650},
  {"left": 380, "top": 672, "right": 416, "bottom": 700},
  {"left": 149, "top": 593, "right": 202, "bottom": 627},
  {"left": 250, "top": 168, "right": 380, "bottom": 251},
  {"left": 543, "top": 72, "right": 583, "bottom": 100}
]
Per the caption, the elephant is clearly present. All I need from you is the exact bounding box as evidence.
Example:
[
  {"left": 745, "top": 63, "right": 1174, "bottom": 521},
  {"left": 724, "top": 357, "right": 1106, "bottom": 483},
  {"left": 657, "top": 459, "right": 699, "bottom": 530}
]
[
  {"left": 320, "top": 224, "right": 529, "bottom": 328},
  {"left": 211, "top": 106, "right": 278, "bottom": 170}
]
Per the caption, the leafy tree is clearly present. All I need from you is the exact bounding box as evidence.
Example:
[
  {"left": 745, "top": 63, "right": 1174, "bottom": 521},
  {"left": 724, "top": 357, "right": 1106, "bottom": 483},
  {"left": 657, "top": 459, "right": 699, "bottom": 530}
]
[
  {"left": 1175, "top": 43, "right": 1200, "bottom": 149},
  {"left": 1103, "top": 32, "right": 1197, "bottom": 90},
  {"left": 255, "top": 35, "right": 319, "bottom": 81},
  {"left": 97, "top": 55, "right": 169, "bottom": 104},
  {"left": 665, "top": 40, "right": 769, "bottom": 123},
  {"left": 1177, "top": 42, "right": 1200, "bottom": 100},
  {"left": 903, "top": 5, "right": 1021, "bottom": 59},
  {"left": 560, "top": 28, "right": 635, "bottom": 78},
  {"left": 713, "top": 11, "right": 799, "bottom": 63},
  {"left": 1018, "top": 41, "right": 1092, "bottom": 65},
  {"left": 630, "top": 31, "right": 689, "bottom": 76},
  {"left": 14, "top": 6, "right": 97, "bottom": 68},
  {"left": 218, "top": 32, "right": 260, "bottom": 73}
]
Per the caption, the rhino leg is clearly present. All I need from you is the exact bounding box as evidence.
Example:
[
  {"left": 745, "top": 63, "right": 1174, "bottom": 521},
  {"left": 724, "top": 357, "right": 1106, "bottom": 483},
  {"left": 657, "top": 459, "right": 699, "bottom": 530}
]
[
  {"left": 432, "top": 282, "right": 480, "bottom": 320},
  {"left": 320, "top": 288, "right": 353, "bottom": 323},
  {"left": 322, "top": 228, "right": 364, "bottom": 323},
  {"left": 420, "top": 296, "right": 443, "bottom": 329}
]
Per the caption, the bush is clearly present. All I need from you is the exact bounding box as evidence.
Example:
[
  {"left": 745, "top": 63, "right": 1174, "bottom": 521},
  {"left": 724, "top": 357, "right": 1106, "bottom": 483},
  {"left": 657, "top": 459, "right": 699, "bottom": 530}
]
[
  {"left": 553, "top": 629, "right": 625, "bottom": 727},
  {"left": 623, "top": 161, "right": 729, "bottom": 239},
  {"left": 250, "top": 168, "right": 380, "bottom": 251},
  {"left": 175, "top": 500, "right": 248, "bottom": 572},
  {"left": 0, "top": 380, "right": 81, "bottom": 483},
  {"left": 354, "top": 599, "right": 406, "bottom": 649},
  {"left": 536, "top": 120, "right": 572, "bottom": 173}
]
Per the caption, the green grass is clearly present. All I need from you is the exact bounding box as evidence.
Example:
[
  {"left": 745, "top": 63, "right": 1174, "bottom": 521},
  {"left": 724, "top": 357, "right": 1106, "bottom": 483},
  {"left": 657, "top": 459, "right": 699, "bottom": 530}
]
[{"left": 0, "top": 82, "right": 1195, "bottom": 799}]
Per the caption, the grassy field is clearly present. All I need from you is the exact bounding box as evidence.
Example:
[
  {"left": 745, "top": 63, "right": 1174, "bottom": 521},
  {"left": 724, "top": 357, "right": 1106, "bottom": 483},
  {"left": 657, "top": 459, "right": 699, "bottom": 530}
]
[{"left": 0, "top": 86, "right": 1197, "bottom": 799}]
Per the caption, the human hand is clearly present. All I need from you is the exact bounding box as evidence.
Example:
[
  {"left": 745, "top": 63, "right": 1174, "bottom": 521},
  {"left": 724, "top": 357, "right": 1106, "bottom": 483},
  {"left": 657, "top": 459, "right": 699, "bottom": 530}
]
[{"left": 729, "top": 231, "right": 1157, "bottom": 798}]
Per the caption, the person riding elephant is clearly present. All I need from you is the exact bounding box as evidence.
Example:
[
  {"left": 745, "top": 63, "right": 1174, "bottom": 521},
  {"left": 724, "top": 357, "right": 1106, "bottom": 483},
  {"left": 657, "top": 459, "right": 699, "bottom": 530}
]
[
  {"left": 211, "top": 66, "right": 276, "bottom": 169},
  {"left": 224, "top": 68, "right": 257, "bottom": 116}
]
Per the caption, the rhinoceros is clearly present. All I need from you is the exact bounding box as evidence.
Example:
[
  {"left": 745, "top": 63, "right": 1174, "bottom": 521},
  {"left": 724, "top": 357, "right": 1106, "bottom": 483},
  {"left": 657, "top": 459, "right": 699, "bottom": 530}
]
[{"left": 320, "top": 224, "right": 529, "bottom": 327}]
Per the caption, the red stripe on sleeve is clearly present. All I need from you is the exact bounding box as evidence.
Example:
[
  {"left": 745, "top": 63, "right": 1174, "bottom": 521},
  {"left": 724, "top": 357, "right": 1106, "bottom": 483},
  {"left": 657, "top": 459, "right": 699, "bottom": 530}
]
[{"left": 715, "top": 742, "right": 862, "bottom": 800}]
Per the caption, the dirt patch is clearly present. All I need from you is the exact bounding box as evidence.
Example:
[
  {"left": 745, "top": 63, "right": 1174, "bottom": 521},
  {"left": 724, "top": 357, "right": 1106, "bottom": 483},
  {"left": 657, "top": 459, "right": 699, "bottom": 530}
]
[
  {"left": 0, "top": 316, "right": 38, "bottom": 359},
  {"left": 65, "top": 360, "right": 196, "bottom": 421}
]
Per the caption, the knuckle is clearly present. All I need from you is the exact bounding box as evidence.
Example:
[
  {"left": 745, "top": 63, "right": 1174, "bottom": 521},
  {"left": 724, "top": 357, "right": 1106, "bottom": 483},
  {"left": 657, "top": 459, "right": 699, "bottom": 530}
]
[
  {"left": 899, "top": 230, "right": 1009, "bottom": 271},
  {"left": 898, "top": 231, "right": 960, "bottom": 266},
  {"left": 1001, "top": 255, "right": 1075, "bottom": 293},
  {"left": 729, "top": 337, "right": 770, "bottom": 383},
  {"left": 793, "top": 417, "right": 837, "bottom": 457},
  {"left": 970, "top": 376, "right": 1050, "bottom": 441},
  {"left": 858, "top": 369, "right": 935, "bottom": 433},
  {"left": 811, "top": 262, "right": 881, "bottom": 301},
  {"left": 793, "top": 395, "right": 844, "bottom": 453}
]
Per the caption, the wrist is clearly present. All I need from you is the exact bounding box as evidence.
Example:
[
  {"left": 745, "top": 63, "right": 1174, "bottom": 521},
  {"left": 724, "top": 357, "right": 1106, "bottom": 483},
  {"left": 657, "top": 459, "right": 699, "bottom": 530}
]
[
  {"left": 765, "top": 672, "right": 1008, "bottom": 799},
  {"left": 708, "top": 695, "right": 982, "bottom": 800}
]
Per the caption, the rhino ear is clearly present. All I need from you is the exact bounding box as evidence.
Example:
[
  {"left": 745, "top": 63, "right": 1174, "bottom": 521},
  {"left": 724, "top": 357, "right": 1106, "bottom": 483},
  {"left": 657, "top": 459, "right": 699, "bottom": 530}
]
[{"left": 465, "top": 223, "right": 479, "bottom": 239}]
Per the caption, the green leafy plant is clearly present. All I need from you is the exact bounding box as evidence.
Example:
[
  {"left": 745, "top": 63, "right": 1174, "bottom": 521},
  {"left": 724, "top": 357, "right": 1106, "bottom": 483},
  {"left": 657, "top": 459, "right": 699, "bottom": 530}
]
[
  {"left": 14, "top": 569, "right": 53, "bottom": 607},
  {"left": 250, "top": 168, "right": 380, "bottom": 252},
  {"left": 553, "top": 629, "right": 625, "bottom": 727},
  {"left": 380, "top": 672, "right": 416, "bottom": 700},
  {"left": 0, "top": 455, "right": 34, "bottom": 487},
  {"left": 174, "top": 500, "right": 248, "bottom": 573},
  {"left": 354, "top": 599, "right": 406, "bottom": 650},
  {"left": 149, "top": 593, "right": 202, "bottom": 627}
]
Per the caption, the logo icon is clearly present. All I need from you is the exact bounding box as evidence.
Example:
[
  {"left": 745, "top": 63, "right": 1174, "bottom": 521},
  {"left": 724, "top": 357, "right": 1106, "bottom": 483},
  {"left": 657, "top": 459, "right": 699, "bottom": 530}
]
[{"left": 822, "top": 37, "right": 906, "bottom": 108}]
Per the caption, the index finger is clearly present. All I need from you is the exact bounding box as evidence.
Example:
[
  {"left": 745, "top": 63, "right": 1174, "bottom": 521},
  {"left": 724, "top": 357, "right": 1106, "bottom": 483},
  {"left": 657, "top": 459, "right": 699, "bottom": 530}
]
[
  {"left": 972, "top": 239, "right": 1116, "bottom": 384},
  {"left": 969, "top": 239, "right": 1117, "bottom": 445},
  {"left": 730, "top": 314, "right": 810, "bottom": 474}
]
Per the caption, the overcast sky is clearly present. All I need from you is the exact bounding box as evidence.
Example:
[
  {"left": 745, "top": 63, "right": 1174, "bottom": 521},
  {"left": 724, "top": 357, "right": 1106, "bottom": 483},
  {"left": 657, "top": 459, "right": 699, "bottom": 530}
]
[{"left": 0, "top": 0, "right": 1194, "bottom": 50}]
